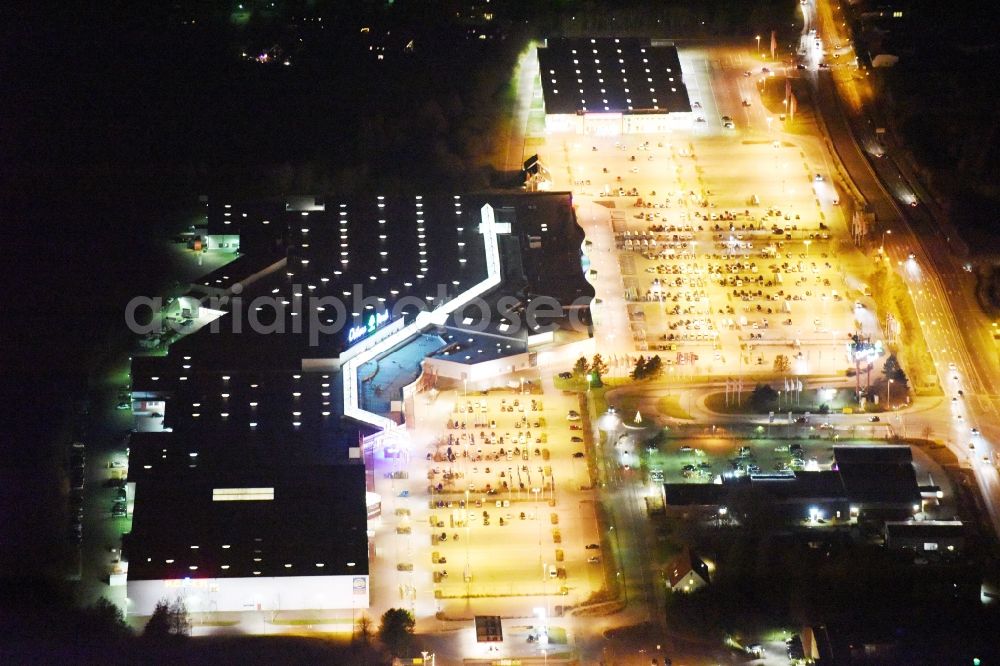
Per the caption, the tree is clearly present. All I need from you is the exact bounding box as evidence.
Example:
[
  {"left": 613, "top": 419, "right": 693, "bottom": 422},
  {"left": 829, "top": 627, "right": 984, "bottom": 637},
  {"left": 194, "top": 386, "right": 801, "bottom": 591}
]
[
  {"left": 573, "top": 356, "right": 590, "bottom": 378},
  {"left": 353, "top": 612, "right": 378, "bottom": 666},
  {"left": 144, "top": 601, "right": 171, "bottom": 637},
  {"left": 590, "top": 354, "right": 608, "bottom": 386},
  {"left": 355, "top": 613, "right": 374, "bottom": 647},
  {"left": 378, "top": 608, "right": 415, "bottom": 656},
  {"left": 773, "top": 354, "right": 790, "bottom": 373},
  {"left": 645, "top": 355, "right": 664, "bottom": 380},
  {"left": 749, "top": 384, "right": 778, "bottom": 411},
  {"left": 79, "top": 597, "right": 131, "bottom": 640},
  {"left": 631, "top": 356, "right": 648, "bottom": 381},
  {"left": 144, "top": 598, "right": 190, "bottom": 638},
  {"left": 882, "top": 354, "right": 908, "bottom": 386}
]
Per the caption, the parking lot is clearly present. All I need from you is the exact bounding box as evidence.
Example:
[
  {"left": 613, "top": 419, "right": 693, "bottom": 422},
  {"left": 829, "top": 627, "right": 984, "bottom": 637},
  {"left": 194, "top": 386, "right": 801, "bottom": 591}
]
[
  {"left": 553, "top": 134, "right": 862, "bottom": 376},
  {"left": 539, "top": 44, "right": 881, "bottom": 380},
  {"left": 369, "top": 374, "right": 606, "bottom": 617},
  {"left": 646, "top": 435, "right": 841, "bottom": 486}
]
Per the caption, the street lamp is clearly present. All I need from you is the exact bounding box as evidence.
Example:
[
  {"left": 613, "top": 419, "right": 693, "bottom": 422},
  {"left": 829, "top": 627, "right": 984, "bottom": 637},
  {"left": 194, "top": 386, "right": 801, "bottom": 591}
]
[
  {"left": 880, "top": 228, "right": 891, "bottom": 254},
  {"left": 756, "top": 34, "right": 761, "bottom": 55},
  {"left": 803, "top": 239, "right": 811, "bottom": 256},
  {"left": 464, "top": 488, "right": 471, "bottom": 582},
  {"left": 887, "top": 378, "right": 894, "bottom": 406}
]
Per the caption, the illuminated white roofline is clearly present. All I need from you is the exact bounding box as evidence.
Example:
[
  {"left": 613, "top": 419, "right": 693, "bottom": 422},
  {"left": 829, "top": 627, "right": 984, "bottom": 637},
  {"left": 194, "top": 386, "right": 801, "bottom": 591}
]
[
  {"left": 212, "top": 487, "right": 275, "bottom": 501},
  {"left": 339, "top": 203, "right": 503, "bottom": 430}
]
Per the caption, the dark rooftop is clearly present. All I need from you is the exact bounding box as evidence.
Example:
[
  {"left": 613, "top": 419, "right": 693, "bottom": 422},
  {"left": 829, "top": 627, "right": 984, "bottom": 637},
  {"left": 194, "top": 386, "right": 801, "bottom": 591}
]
[
  {"left": 125, "top": 464, "right": 369, "bottom": 581},
  {"left": 834, "top": 444, "right": 912, "bottom": 466},
  {"left": 663, "top": 483, "right": 726, "bottom": 505},
  {"left": 665, "top": 445, "right": 921, "bottom": 509},
  {"left": 884, "top": 520, "right": 965, "bottom": 540}
]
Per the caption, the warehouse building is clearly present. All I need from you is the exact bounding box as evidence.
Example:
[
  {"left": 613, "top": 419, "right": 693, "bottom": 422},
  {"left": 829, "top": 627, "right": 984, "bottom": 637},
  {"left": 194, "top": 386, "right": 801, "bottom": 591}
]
[
  {"left": 123, "top": 436, "right": 369, "bottom": 616},
  {"left": 537, "top": 37, "right": 692, "bottom": 135}
]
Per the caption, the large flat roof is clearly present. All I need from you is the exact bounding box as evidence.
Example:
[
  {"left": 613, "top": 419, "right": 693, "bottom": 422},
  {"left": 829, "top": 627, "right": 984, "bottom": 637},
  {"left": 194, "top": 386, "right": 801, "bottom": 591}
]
[
  {"left": 125, "top": 464, "right": 369, "bottom": 581},
  {"left": 664, "top": 452, "right": 921, "bottom": 508},
  {"left": 834, "top": 444, "right": 913, "bottom": 465},
  {"left": 885, "top": 520, "right": 965, "bottom": 540},
  {"left": 538, "top": 38, "right": 691, "bottom": 115}
]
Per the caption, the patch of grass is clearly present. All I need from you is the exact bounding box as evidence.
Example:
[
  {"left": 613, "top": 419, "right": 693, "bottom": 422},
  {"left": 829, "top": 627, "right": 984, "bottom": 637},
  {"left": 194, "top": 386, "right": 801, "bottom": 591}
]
[
  {"left": 193, "top": 620, "right": 240, "bottom": 627},
  {"left": 657, "top": 395, "right": 692, "bottom": 419},
  {"left": 608, "top": 391, "right": 691, "bottom": 420},
  {"left": 869, "top": 261, "right": 940, "bottom": 395},
  {"left": 268, "top": 618, "right": 354, "bottom": 627},
  {"left": 553, "top": 374, "right": 587, "bottom": 392},
  {"left": 546, "top": 626, "right": 568, "bottom": 644},
  {"left": 757, "top": 75, "right": 815, "bottom": 135}
]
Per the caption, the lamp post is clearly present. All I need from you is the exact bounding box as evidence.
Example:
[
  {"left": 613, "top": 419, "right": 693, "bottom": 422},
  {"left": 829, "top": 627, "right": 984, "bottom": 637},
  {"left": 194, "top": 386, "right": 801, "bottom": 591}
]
[
  {"left": 881, "top": 228, "right": 892, "bottom": 254},
  {"left": 533, "top": 487, "right": 542, "bottom": 565},
  {"left": 464, "top": 488, "right": 471, "bottom": 584},
  {"left": 804, "top": 238, "right": 811, "bottom": 256},
  {"left": 756, "top": 35, "right": 761, "bottom": 56},
  {"left": 887, "top": 378, "right": 894, "bottom": 407}
]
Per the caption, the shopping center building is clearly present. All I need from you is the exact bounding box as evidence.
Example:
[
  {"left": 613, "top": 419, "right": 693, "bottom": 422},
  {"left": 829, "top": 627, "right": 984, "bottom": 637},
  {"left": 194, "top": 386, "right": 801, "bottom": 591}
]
[{"left": 123, "top": 191, "right": 592, "bottom": 618}]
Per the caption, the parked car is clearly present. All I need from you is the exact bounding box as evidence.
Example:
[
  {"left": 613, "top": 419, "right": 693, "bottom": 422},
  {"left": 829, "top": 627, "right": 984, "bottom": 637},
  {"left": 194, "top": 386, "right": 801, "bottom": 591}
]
[
  {"left": 573, "top": 452, "right": 585, "bottom": 459},
  {"left": 571, "top": 436, "right": 583, "bottom": 443},
  {"left": 585, "top": 543, "right": 600, "bottom": 550}
]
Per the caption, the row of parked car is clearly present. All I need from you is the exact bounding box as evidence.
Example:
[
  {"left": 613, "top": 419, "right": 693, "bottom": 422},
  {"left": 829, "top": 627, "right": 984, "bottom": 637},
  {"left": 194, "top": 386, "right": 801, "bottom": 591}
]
[{"left": 68, "top": 443, "right": 86, "bottom": 543}]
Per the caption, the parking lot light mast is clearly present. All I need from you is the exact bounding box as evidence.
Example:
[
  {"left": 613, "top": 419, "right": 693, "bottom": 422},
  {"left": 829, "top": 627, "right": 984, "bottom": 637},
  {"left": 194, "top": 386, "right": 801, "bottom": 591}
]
[
  {"left": 756, "top": 35, "right": 761, "bottom": 56},
  {"left": 464, "top": 488, "right": 471, "bottom": 582},
  {"left": 533, "top": 487, "right": 543, "bottom": 564},
  {"left": 880, "top": 228, "right": 891, "bottom": 254}
]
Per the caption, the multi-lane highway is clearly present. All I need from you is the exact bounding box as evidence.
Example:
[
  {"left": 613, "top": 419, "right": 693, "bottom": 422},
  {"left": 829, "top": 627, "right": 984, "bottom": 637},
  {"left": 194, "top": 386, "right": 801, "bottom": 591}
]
[{"left": 805, "top": 0, "right": 1000, "bottom": 535}]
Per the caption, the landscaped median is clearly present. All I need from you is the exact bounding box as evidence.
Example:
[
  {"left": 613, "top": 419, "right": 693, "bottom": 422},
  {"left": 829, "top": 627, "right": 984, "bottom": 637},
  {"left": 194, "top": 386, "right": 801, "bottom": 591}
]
[{"left": 868, "top": 259, "right": 941, "bottom": 396}]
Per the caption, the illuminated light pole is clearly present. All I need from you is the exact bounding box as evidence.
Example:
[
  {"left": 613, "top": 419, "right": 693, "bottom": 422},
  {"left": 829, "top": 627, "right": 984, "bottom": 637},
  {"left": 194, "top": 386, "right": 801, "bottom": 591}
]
[
  {"left": 887, "top": 378, "right": 894, "bottom": 407},
  {"left": 881, "top": 228, "right": 891, "bottom": 255},
  {"left": 804, "top": 239, "right": 812, "bottom": 256},
  {"left": 464, "top": 488, "right": 471, "bottom": 584},
  {"left": 533, "top": 487, "right": 542, "bottom": 569},
  {"left": 756, "top": 35, "right": 761, "bottom": 56}
]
